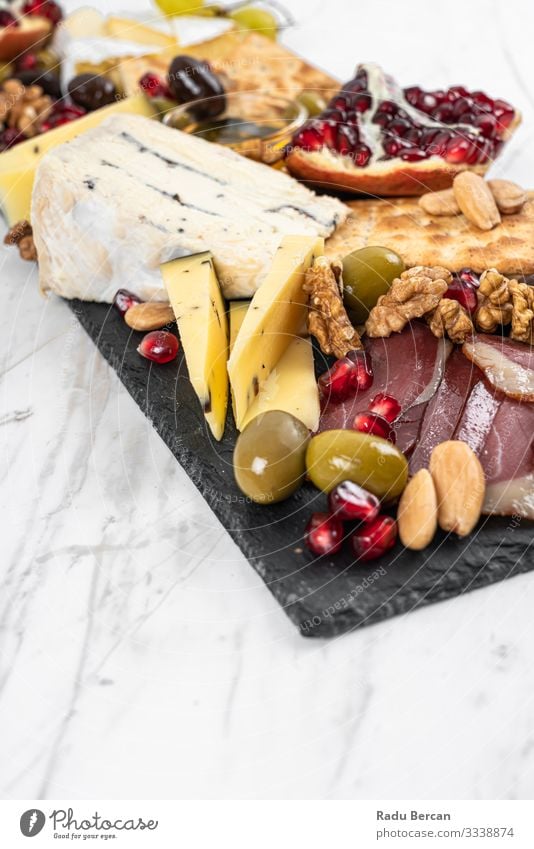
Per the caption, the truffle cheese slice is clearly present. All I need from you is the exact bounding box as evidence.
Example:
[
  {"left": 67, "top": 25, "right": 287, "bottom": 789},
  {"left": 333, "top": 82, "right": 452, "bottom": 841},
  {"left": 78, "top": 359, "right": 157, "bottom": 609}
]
[
  {"left": 227, "top": 234, "right": 323, "bottom": 429},
  {"left": 162, "top": 252, "right": 228, "bottom": 441}
]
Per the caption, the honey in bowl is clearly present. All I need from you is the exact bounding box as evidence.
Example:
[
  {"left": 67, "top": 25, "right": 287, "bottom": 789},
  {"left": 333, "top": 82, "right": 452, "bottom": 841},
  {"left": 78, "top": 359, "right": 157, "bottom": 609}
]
[{"left": 164, "top": 92, "right": 307, "bottom": 164}]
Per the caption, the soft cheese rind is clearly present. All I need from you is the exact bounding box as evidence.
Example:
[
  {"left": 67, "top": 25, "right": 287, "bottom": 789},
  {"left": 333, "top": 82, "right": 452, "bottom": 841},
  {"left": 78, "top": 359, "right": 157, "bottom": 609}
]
[{"left": 32, "top": 114, "right": 348, "bottom": 301}]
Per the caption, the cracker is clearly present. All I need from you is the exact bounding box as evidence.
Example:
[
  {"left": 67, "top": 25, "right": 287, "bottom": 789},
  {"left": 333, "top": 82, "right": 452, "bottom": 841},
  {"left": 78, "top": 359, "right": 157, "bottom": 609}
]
[{"left": 326, "top": 194, "right": 534, "bottom": 275}]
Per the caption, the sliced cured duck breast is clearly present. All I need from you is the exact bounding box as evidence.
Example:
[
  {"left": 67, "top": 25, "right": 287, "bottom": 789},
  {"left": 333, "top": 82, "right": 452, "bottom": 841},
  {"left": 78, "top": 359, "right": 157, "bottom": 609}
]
[
  {"left": 318, "top": 323, "right": 451, "bottom": 454},
  {"left": 409, "top": 349, "right": 480, "bottom": 473}
]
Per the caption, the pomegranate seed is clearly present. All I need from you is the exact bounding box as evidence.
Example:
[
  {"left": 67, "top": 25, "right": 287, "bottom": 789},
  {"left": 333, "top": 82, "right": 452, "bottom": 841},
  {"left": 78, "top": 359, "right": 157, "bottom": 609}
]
[
  {"left": 404, "top": 86, "right": 422, "bottom": 106},
  {"left": 0, "top": 10, "right": 18, "bottom": 26},
  {"left": 293, "top": 123, "right": 324, "bottom": 152},
  {"left": 416, "top": 92, "right": 439, "bottom": 113},
  {"left": 0, "top": 127, "right": 25, "bottom": 150},
  {"left": 458, "top": 267, "right": 480, "bottom": 288},
  {"left": 41, "top": 103, "right": 86, "bottom": 131},
  {"left": 472, "top": 90, "right": 493, "bottom": 107},
  {"left": 383, "top": 137, "right": 412, "bottom": 156},
  {"left": 137, "top": 331, "right": 179, "bottom": 364},
  {"left": 329, "top": 94, "right": 350, "bottom": 111},
  {"left": 451, "top": 96, "right": 473, "bottom": 120},
  {"left": 347, "top": 349, "right": 373, "bottom": 389},
  {"left": 353, "top": 143, "right": 371, "bottom": 166},
  {"left": 16, "top": 53, "right": 38, "bottom": 72},
  {"left": 353, "top": 92, "right": 372, "bottom": 112},
  {"left": 318, "top": 350, "right": 373, "bottom": 401},
  {"left": 378, "top": 99, "right": 398, "bottom": 115},
  {"left": 305, "top": 512, "right": 344, "bottom": 556},
  {"left": 139, "top": 72, "right": 171, "bottom": 99},
  {"left": 336, "top": 124, "right": 358, "bottom": 155},
  {"left": 403, "top": 127, "right": 422, "bottom": 145},
  {"left": 323, "top": 107, "right": 346, "bottom": 123},
  {"left": 369, "top": 393, "right": 401, "bottom": 422},
  {"left": 495, "top": 106, "right": 515, "bottom": 130},
  {"left": 351, "top": 515, "right": 398, "bottom": 562},
  {"left": 388, "top": 117, "right": 411, "bottom": 137},
  {"left": 444, "top": 135, "right": 472, "bottom": 163},
  {"left": 353, "top": 411, "right": 396, "bottom": 443},
  {"left": 447, "top": 85, "right": 469, "bottom": 101},
  {"left": 426, "top": 130, "right": 452, "bottom": 157},
  {"left": 328, "top": 481, "right": 380, "bottom": 523},
  {"left": 113, "top": 289, "right": 142, "bottom": 316},
  {"left": 446, "top": 277, "right": 478, "bottom": 314},
  {"left": 400, "top": 148, "right": 428, "bottom": 161},
  {"left": 348, "top": 69, "right": 368, "bottom": 92},
  {"left": 373, "top": 110, "right": 392, "bottom": 129},
  {"left": 473, "top": 113, "right": 497, "bottom": 137},
  {"left": 22, "top": 0, "right": 63, "bottom": 26},
  {"left": 433, "top": 103, "right": 454, "bottom": 123},
  {"left": 431, "top": 89, "right": 446, "bottom": 103}
]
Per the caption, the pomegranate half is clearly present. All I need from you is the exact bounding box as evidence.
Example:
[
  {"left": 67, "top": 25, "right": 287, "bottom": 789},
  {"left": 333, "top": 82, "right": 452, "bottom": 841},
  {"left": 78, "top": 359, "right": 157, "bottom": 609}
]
[{"left": 286, "top": 63, "right": 520, "bottom": 196}]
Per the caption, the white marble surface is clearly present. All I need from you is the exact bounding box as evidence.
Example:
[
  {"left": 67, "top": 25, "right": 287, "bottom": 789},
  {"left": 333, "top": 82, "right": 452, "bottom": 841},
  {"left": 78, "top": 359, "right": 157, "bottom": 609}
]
[{"left": 2, "top": 0, "right": 534, "bottom": 801}]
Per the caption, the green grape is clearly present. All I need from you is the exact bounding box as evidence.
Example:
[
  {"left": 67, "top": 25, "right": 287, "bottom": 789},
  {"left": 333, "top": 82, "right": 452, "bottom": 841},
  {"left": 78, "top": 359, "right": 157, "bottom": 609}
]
[
  {"left": 228, "top": 6, "right": 278, "bottom": 40},
  {"left": 155, "top": 0, "right": 206, "bottom": 16}
]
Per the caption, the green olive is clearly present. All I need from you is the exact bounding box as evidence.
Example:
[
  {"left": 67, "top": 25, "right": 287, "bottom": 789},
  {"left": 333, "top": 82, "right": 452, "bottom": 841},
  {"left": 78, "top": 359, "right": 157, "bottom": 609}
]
[
  {"left": 297, "top": 90, "right": 327, "bottom": 118},
  {"left": 342, "top": 246, "right": 405, "bottom": 324},
  {"left": 233, "top": 410, "right": 310, "bottom": 504},
  {"left": 306, "top": 429, "right": 408, "bottom": 502}
]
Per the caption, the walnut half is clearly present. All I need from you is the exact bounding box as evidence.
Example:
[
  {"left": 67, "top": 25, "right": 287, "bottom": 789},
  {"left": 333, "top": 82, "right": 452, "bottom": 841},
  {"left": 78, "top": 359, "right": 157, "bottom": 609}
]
[
  {"left": 509, "top": 280, "right": 534, "bottom": 344},
  {"left": 365, "top": 266, "right": 451, "bottom": 337},
  {"left": 303, "top": 256, "right": 362, "bottom": 358},
  {"left": 428, "top": 298, "right": 474, "bottom": 343},
  {"left": 475, "top": 268, "right": 513, "bottom": 332},
  {"left": 4, "top": 220, "right": 37, "bottom": 262}
]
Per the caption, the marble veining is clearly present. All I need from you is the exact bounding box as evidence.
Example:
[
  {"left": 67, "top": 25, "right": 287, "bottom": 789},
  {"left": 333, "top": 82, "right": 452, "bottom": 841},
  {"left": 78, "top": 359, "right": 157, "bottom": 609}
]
[{"left": 2, "top": 0, "right": 534, "bottom": 801}]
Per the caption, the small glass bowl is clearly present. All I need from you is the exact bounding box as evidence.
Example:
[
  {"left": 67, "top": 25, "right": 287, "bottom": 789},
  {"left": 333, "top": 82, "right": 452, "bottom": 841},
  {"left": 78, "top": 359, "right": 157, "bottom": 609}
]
[{"left": 163, "top": 91, "right": 307, "bottom": 164}]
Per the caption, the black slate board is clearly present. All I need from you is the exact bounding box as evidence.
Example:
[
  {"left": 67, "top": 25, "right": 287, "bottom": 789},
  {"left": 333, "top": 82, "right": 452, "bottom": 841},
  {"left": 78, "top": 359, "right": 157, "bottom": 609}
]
[{"left": 69, "top": 299, "right": 534, "bottom": 638}]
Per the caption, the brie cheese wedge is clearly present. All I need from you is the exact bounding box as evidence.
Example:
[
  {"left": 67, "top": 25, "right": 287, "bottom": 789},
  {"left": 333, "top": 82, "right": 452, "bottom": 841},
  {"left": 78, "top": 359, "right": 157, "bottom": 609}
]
[{"left": 31, "top": 115, "right": 348, "bottom": 302}]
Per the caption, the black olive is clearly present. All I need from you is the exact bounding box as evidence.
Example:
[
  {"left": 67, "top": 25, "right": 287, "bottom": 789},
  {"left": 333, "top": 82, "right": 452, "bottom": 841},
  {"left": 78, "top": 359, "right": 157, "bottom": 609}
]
[
  {"left": 68, "top": 73, "right": 117, "bottom": 112},
  {"left": 15, "top": 69, "right": 62, "bottom": 100},
  {"left": 168, "top": 55, "right": 226, "bottom": 121}
]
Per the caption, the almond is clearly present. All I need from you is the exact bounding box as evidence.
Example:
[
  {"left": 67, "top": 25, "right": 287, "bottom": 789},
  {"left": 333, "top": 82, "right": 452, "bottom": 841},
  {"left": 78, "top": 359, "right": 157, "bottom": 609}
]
[
  {"left": 124, "top": 301, "right": 175, "bottom": 331},
  {"left": 398, "top": 469, "right": 438, "bottom": 550},
  {"left": 487, "top": 179, "right": 527, "bottom": 215},
  {"left": 452, "top": 172, "right": 501, "bottom": 231},
  {"left": 419, "top": 188, "right": 460, "bottom": 217},
  {"left": 429, "top": 440, "right": 486, "bottom": 536}
]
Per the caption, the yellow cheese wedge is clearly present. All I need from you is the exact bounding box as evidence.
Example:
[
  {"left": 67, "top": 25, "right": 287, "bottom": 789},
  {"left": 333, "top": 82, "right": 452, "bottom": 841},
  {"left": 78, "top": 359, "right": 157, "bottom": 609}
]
[
  {"left": 229, "top": 301, "right": 250, "bottom": 354},
  {"left": 0, "top": 94, "right": 155, "bottom": 225},
  {"left": 162, "top": 252, "right": 228, "bottom": 441},
  {"left": 105, "top": 17, "right": 178, "bottom": 49},
  {"left": 240, "top": 336, "right": 320, "bottom": 432},
  {"left": 227, "top": 234, "right": 323, "bottom": 429}
]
